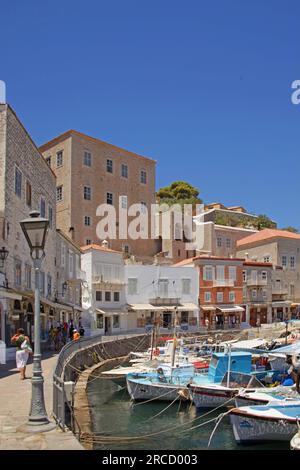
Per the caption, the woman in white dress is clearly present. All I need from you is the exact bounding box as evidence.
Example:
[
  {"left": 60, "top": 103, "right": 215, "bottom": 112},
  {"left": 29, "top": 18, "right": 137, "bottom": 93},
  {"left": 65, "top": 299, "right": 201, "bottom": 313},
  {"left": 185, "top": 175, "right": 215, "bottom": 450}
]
[{"left": 11, "top": 328, "right": 32, "bottom": 380}]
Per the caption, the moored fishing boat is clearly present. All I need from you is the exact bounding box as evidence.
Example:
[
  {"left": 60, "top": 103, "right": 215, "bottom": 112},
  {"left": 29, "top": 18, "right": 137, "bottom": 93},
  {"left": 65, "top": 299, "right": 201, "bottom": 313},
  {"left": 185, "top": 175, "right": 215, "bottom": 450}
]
[
  {"left": 230, "top": 403, "right": 300, "bottom": 443},
  {"left": 235, "top": 386, "right": 299, "bottom": 407},
  {"left": 189, "top": 350, "right": 287, "bottom": 409},
  {"left": 127, "top": 351, "right": 265, "bottom": 403},
  {"left": 126, "top": 363, "right": 195, "bottom": 401}
]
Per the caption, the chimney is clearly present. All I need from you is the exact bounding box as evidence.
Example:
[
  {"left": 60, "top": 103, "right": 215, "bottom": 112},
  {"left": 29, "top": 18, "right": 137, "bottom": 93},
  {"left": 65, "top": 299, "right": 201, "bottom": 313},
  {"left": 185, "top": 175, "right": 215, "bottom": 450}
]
[{"left": 101, "top": 239, "right": 109, "bottom": 250}]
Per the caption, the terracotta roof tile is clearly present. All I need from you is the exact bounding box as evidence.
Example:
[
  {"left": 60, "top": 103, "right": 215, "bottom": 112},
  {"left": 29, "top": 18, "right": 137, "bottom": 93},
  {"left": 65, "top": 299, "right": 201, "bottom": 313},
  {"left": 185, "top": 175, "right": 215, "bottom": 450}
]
[
  {"left": 80, "top": 243, "right": 123, "bottom": 254},
  {"left": 237, "top": 229, "right": 300, "bottom": 247}
]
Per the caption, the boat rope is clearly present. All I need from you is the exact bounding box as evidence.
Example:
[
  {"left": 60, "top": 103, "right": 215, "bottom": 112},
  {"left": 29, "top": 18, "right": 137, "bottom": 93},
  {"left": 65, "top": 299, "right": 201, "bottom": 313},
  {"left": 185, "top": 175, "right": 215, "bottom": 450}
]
[
  {"left": 131, "top": 387, "right": 176, "bottom": 406},
  {"left": 207, "top": 409, "right": 233, "bottom": 448},
  {"left": 80, "top": 409, "right": 228, "bottom": 445},
  {"left": 146, "top": 395, "right": 180, "bottom": 421},
  {"left": 80, "top": 395, "right": 237, "bottom": 444},
  {"left": 180, "top": 396, "right": 236, "bottom": 433}
]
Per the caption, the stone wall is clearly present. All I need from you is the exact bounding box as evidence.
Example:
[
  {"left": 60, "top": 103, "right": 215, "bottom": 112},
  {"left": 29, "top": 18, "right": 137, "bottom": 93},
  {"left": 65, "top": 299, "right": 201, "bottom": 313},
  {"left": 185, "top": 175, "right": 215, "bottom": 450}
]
[{"left": 0, "top": 104, "right": 57, "bottom": 295}]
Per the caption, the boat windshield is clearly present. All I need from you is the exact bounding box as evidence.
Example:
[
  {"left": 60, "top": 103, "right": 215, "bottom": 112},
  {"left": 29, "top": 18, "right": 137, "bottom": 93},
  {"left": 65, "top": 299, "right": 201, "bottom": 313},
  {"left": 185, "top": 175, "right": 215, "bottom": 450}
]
[{"left": 221, "top": 372, "right": 264, "bottom": 389}]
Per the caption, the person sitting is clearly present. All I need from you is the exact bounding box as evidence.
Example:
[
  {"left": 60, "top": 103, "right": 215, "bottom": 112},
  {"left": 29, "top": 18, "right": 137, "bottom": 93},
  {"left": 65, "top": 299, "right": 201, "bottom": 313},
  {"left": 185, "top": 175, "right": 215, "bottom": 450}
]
[{"left": 157, "top": 367, "right": 167, "bottom": 383}]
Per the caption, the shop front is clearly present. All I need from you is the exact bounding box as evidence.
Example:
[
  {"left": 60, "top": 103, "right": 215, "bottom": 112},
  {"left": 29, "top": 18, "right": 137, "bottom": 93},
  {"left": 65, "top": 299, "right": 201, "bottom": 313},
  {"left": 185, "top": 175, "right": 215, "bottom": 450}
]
[
  {"left": 215, "top": 306, "right": 244, "bottom": 330},
  {"left": 129, "top": 303, "right": 199, "bottom": 332},
  {"left": 272, "top": 302, "right": 292, "bottom": 322},
  {"left": 249, "top": 305, "right": 268, "bottom": 327}
]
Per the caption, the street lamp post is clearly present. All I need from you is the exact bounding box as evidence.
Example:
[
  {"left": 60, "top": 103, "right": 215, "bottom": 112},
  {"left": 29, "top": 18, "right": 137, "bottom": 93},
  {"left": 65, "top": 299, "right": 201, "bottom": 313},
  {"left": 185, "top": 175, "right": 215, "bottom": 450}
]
[{"left": 20, "top": 210, "right": 55, "bottom": 431}]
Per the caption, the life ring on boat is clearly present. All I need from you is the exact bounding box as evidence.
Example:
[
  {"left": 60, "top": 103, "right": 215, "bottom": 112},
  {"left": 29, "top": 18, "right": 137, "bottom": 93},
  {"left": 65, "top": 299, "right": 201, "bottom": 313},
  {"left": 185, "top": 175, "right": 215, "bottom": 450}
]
[{"left": 153, "top": 348, "right": 160, "bottom": 356}]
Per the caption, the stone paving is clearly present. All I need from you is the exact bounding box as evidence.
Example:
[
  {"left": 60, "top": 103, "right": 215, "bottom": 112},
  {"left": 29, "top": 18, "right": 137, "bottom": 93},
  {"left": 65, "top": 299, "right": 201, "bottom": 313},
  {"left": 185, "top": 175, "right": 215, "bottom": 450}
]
[{"left": 0, "top": 353, "right": 83, "bottom": 450}]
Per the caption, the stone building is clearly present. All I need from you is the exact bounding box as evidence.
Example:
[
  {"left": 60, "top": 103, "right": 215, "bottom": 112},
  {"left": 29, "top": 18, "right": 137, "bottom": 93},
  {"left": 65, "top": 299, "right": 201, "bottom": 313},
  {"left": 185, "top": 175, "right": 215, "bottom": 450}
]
[
  {"left": 174, "top": 256, "right": 245, "bottom": 330},
  {"left": 203, "top": 203, "right": 276, "bottom": 228},
  {"left": 242, "top": 261, "right": 273, "bottom": 326},
  {"left": 0, "top": 104, "right": 57, "bottom": 358},
  {"left": 156, "top": 213, "right": 257, "bottom": 264},
  {"left": 237, "top": 229, "right": 300, "bottom": 320},
  {"left": 39, "top": 130, "right": 158, "bottom": 261}
]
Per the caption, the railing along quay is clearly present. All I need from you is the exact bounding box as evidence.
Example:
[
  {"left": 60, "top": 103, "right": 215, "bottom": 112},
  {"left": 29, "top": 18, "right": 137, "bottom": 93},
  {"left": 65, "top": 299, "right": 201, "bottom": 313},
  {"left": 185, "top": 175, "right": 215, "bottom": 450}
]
[{"left": 52, "top": 332, "right": 150, "bottom": 432}]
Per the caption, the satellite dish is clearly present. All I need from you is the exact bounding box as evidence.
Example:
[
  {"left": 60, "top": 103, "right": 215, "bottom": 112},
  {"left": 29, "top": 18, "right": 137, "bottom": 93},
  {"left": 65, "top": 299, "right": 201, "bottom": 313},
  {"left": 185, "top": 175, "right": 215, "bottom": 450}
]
[{"left": 0, "top": 81, "right": 6, "bottom": 104}]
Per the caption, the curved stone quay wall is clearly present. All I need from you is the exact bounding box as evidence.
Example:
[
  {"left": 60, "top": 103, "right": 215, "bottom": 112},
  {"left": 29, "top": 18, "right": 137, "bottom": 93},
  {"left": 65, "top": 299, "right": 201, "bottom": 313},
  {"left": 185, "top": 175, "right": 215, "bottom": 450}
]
[
  {"left": 53, "top": 333, "right": 151, "bottom": 445},
  {"left": 53, "top": 329, "right": 245, "bottom": 448}
]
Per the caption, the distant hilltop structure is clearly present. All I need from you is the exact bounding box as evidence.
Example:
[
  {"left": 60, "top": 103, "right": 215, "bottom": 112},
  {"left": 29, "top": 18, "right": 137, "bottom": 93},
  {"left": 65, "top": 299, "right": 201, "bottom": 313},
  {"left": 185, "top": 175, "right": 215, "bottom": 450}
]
[
  {"left": 0, "top": 81, "right": 6, "bottom": 104},
  {"left": 203, "top": 202, "right": 277, "bottom": 230}
]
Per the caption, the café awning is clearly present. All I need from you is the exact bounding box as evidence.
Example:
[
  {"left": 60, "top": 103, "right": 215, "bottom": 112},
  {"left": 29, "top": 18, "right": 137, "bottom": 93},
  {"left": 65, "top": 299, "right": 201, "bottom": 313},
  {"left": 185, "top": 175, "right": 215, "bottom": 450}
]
[
  {"left": 0, "top": 288, "right": 22, "bottom": 301},
  {"left": 216, "top": 306, "right": 245, "bottom": 314},
  {"left": 127, "top": 303, "right": 199, "bottom": 312}
]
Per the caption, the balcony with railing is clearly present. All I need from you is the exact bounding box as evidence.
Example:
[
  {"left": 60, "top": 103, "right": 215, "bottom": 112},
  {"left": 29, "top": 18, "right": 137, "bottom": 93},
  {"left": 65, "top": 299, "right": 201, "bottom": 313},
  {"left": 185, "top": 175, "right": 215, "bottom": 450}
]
[
  {"left": 92, "top": 275, "right": 125, "bottom": 286},
  {"left": 246, "top": 278, "right": 268, "bottom": 287},
  {"left": 272, "top": 285, "right": 288, "bottom": 296},
  {"left": 149, "top": 297, "right": 181, "bottom": 306}
]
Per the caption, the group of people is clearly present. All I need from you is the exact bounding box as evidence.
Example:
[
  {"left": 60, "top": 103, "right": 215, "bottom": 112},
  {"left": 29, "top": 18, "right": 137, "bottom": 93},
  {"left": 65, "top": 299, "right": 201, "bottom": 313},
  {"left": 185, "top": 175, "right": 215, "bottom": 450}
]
[
  {"left": 10, "top": 319, "right": 85, "bottom": 380},
  {"left": 48, "top": 320, "right": 85, "bottom": 351}
]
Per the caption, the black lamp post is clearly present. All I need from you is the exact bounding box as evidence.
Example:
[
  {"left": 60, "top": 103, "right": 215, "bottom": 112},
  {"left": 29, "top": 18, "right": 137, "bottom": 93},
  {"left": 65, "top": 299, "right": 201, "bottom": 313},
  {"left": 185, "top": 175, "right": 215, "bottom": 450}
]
[{"left": 20, "top": 210, "right": 55, "bottom": 431}]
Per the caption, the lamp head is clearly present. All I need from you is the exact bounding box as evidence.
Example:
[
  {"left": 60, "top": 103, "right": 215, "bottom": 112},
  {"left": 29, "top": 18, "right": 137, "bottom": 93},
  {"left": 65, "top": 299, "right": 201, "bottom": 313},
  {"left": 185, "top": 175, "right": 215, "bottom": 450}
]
[{"left": 20, "top": 211, "right": 49, "bottom": 260}]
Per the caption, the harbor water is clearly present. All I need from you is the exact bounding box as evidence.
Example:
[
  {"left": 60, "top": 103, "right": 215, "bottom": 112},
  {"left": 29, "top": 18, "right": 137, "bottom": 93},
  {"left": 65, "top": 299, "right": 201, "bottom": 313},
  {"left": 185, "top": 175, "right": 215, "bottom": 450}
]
[{"left": 87, "top": 378, "right": 289, "bottom": 451}]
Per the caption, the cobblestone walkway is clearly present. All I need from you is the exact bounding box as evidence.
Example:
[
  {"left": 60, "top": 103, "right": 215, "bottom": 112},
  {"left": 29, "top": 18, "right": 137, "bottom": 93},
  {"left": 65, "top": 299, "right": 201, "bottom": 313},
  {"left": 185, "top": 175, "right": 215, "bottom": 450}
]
[{"left": 0, "top": 353, "right": 83, "bottom": 450}]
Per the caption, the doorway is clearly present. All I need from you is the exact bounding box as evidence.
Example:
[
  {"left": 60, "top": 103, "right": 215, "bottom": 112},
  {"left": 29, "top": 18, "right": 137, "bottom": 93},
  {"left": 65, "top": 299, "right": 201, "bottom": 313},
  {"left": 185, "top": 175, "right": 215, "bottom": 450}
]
[
  {"left": 163, "top": 312, "right": 172, "bottom": 329},
  {"left": 105, "top": 316, "right": 112, "bottom": 335}
]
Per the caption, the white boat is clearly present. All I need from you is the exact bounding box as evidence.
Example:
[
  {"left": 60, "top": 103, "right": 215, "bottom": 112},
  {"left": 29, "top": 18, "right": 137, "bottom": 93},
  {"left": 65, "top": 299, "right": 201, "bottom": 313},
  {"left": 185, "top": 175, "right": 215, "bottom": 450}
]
[
  {"left": 230, "top": 403, "right": 300, "bottom": 443},
  {"left": 126, "top": 363, "right": 195, "bottom": 402},
  {"left": 235, "top": 386, "right": 299, "bottom": 407},
  {"left": 100, "top": 359, "right": 164, "bottom": 386},
  {"left": 127, "top": 351, "right": 256, "bottom": 403}
]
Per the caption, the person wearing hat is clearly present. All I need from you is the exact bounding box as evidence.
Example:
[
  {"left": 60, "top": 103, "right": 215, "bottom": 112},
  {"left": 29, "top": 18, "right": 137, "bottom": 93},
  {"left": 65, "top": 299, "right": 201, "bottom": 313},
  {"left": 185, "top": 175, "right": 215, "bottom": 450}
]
[{"left": 73, "top": 329, "right": 80, "bottom": 341}]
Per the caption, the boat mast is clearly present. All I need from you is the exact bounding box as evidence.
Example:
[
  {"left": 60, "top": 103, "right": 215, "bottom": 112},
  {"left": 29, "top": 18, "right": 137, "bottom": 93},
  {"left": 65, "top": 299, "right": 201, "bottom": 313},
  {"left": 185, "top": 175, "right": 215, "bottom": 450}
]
[
  {"left": 226, "top": 343, "right": 232, "bottom": 388},
  {"left": 150, "top": 311, "right": 159, "bottom": 360},
  {"left": 171, "top": 306, "right": 178, "bottom": 368}
]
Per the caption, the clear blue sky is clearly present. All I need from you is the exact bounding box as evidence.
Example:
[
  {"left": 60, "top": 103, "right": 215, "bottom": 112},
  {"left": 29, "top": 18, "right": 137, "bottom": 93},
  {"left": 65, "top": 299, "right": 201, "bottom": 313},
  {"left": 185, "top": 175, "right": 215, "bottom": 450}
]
[{"left": 1, "top": 0, "right": 300, "bottom": 229}]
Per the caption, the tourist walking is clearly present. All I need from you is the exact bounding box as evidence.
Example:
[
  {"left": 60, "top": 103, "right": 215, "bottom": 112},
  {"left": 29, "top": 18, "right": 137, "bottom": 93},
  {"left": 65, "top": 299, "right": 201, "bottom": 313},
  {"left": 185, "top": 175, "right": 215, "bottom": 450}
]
[
  {"left": 79, "top": 325, "right": 85, "bottom": 337},
  {"left": 62, "top": 321, "right": 68, "bottom": 345},
  {"left": 72, "top": 329, "right": 80, "bottom": 341},
  {"left": 69, "top": 319, "right": 74, "bottom": 342},
  {"left": 11, "top": 328, "right": 32, "bottom": 380}
]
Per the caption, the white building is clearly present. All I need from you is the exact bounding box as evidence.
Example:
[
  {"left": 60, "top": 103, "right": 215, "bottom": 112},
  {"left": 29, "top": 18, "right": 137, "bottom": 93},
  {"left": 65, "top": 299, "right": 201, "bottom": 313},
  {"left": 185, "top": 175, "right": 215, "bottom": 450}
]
[
  {"left": 125, "top": 265, "right": 199, "bottom": 332},
  {"left": 55, "top": 229, "right": 86, "bottom": 325},
  {"left": 81, "top": 242, "right": 127, "bottom": 335}
]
